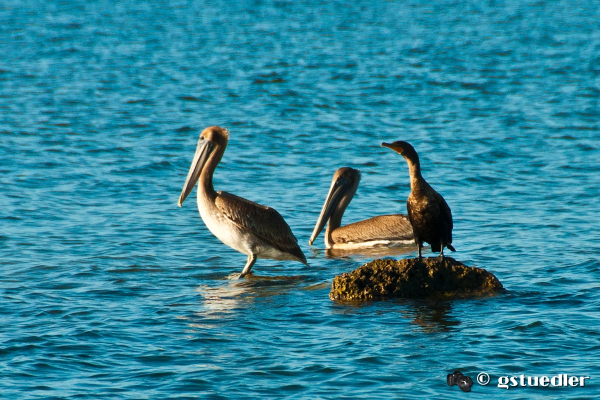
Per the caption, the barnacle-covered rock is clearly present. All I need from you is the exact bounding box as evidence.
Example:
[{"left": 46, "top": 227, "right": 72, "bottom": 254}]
[{"left": 330, "top": 257, "right": 503, "bottom": 301}]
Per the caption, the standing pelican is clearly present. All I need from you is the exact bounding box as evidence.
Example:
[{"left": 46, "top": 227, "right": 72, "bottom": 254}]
[
  {"left": 382, "top": 141, "right": 455, "bottom": 258},
  {"left": 309, "top": 167, "right": 414, "bottom": 249},
  {"left": 178, "top": 126, "right": 308, "bottom": 277}
]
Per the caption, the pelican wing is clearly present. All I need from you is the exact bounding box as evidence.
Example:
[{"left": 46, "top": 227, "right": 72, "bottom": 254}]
[
  {"left": 215, "top": 191, "right": 307, "bottom": 263},
  {"left": 331, "top": 214, "right": 413, "bottom": 244}
]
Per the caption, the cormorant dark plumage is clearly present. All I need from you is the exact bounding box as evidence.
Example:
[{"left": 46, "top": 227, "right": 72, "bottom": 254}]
[{"left": 382, "top": 141, "right": 455, "bottom": 258}]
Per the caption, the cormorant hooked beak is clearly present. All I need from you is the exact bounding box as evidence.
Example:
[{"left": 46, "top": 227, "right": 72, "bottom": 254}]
[
  {"left": 178, "top": 138, "right": 214, "bottom": 207},
  {"left": 382, "top": 142, "right": 403, "bottom": 154}
]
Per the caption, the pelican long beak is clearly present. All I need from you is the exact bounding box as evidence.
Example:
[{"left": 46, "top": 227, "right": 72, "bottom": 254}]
[
  {"left": 178, "top": 138, "right": 214, "bottom": 207},
  {"left": 308, "top": 176, "right": 351, "bottom": 245}
]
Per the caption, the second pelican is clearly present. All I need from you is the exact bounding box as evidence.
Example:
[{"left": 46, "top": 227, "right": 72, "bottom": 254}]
[
  {"left": 178, "top": 126, "right": 308, "bottom": 278},
  {"left": 309, "top": 167, "right": 414, "bottom": 249}
]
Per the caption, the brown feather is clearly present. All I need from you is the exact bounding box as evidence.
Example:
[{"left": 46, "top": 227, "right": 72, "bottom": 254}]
[
  {"left": 407, "top": 183, "right": 453, "bottom": 252},
  {"left": 331, "top": 214, "right": 413, "bottom": 245},
  {"left": 215, "top": 191, "right": 307, "bottom": 264}
]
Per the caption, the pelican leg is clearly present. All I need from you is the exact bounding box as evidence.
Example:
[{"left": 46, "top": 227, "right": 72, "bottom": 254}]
[
  {"left": 239, "top": 254, "right": 257, "bottom": 278},
  {"left": 417, "top": 243, "right": 422, "bottom": 259},
  {"left": 438, "top": 245, "right": 445, "bottom": 260}
]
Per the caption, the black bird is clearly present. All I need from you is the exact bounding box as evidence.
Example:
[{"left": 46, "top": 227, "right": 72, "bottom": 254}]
[{"left": 382, "top": 141, "right": 455, "bottom": 258}]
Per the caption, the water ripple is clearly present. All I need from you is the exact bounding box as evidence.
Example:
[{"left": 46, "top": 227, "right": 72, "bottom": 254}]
[{"left": 2, "top": 0, "right": 600, "bottom": 398}]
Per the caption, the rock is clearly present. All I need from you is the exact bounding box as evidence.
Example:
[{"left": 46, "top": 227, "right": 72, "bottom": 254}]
[{"left": 330, "top": 257, "right": 504, "bottom": 301}]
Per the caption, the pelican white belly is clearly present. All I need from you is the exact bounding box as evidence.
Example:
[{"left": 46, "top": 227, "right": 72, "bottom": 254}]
[{"left": 197, "top": 194, "right": 251, "bottom": 255}]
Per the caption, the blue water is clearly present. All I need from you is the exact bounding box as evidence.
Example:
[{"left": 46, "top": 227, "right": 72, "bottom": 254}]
[{"left": 2, "top": 0, "right": 600, "bottom": 398}]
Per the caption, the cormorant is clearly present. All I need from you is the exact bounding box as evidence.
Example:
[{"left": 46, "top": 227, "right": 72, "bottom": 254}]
[{"left": 382, "top": 141, "right": 455, "bottom": 258}]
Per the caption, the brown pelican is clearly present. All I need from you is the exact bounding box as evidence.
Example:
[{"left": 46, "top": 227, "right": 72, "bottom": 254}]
[
  {"left": 178, "top": 126, "right": 308, "bottom": 278},
  {"left": 308, "top": 167, "right": 414, "bottom": 250},
  {"left": 382, "top": 141, "right": 455, "bottom": 259}
]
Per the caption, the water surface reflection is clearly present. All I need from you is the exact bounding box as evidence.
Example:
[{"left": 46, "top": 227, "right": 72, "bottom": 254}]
[{"left": 195, "top": 273, "right": 309, "bottom": 315}]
